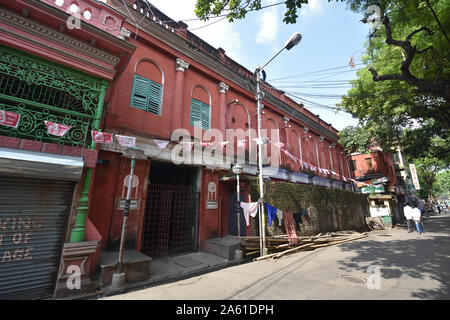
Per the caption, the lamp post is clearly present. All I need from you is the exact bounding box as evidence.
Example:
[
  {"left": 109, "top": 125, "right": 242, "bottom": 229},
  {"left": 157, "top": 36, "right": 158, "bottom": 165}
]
[
  {"left": 110, "top": 145, "right": 146, "bottom": 291},
  {"left": 255, "top": 32, "right": 302, "bottom": 257},
  {"left": 232, "top": 163, "right": 244, "bottom": 238}
]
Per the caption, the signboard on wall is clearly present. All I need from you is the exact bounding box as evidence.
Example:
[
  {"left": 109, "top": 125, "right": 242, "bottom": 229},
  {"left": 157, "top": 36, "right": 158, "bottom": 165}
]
[
  {"left": 206, "top": 181, "right": 218, "bottom": 210},
  {"left": 361, "top": 185, "right": 385, "bottom": 194},
  {"left": 116, "top": 198, "right": 141, "bottom": 210},
  {"left": 409, "top": 164, "right": 421, "bottom": 190}
]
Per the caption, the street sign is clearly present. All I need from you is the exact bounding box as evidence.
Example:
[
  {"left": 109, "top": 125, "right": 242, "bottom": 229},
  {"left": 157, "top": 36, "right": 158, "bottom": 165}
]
[
  {"left": 361, "top": 185, "right": 385, "bottom": 194},
  {"left": 373, "top": 177, "right": 388, "bottom": 185},
  {"left": 409, "top": 164, "right": 420, "bottom": 190},
  {"left": 117, "top": 198, "right": 140, "bottom": 210}
]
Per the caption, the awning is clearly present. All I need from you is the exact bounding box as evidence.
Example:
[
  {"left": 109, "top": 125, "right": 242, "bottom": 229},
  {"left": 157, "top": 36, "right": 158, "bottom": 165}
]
[{"left": 0, "top": 147, "right": 84, "bottom": 181}]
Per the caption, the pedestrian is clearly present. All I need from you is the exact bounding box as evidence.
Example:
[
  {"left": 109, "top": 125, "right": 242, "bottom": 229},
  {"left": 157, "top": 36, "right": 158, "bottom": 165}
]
[
  {"left": 403, "top": 202, "right": 413, "bottom": 233},
  {"left": 411, "top": 203, "right": 424, "bottom": 234}
]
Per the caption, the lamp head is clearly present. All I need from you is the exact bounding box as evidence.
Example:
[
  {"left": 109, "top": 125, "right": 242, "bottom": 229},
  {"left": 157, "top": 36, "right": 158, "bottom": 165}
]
[
  {"left": 232, "top": 163, "right": 244, "bottom": 175},
  {"left": 284, "top": 32, "right": 302, "bottom": 50}
]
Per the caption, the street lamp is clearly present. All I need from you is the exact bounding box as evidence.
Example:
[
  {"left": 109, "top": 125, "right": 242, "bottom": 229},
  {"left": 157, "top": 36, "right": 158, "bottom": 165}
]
[
  {"left": 110, "top": 145, "right": 147, "bottom": 292},
  {"left": 255, "top": 32, "right": 302, "bottom": 257}
]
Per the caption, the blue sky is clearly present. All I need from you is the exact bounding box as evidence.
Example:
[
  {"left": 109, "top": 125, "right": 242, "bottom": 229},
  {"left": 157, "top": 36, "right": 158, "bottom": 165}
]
[{"left": 146, "top": 0, "right": 370, "bottom": 130}]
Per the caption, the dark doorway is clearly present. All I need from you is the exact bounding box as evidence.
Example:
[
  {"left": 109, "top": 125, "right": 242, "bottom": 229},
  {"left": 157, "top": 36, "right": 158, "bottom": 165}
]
[
  {"left": 142, "top": 161, "right": 199, "bottom": 259},
  {"left": 228, "top": 194, "right": 247, "bottom": 236}
]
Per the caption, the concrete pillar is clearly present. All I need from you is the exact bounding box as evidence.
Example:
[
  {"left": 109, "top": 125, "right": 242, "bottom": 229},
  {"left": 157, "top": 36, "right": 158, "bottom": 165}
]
[{"left": 172, "top": 58, "right": 189, "bottom": 132}]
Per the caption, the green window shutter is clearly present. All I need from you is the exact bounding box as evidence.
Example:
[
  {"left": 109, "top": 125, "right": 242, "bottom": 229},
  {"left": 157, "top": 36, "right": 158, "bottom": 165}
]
[
  {"left": 190, "top": 98, "right": 210, "bottom": 130},
  {"left": 201, "top": 102, "right": 210, "bottom": 130},
  {"left": 148, "top": 81, "right": 162, "bottom": 115},
  {"left": 130, "top": 75, "right": 163, "bottom": 115},
  {"left": 130, "top": 75, "right": 149, "bottom": 110}
]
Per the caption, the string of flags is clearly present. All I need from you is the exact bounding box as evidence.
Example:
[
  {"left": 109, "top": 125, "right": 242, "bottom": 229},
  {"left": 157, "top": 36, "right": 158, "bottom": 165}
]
[{"left": 1, "top": 114, "right": 368, "bottom": 186}]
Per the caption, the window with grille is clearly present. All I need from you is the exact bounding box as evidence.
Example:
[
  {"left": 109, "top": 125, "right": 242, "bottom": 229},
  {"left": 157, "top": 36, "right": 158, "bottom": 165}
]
[
  {"left": 130, "top": 74, "right": 162, "bottom": 115},
  {"left": 190, "top": 98, "right": 210, "bottom": 130}
]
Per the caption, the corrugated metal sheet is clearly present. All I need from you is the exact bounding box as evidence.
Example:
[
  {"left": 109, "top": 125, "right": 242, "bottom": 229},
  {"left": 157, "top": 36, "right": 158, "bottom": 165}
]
[{"left": 0, "top": 176, "right": 74, "bottom": 299}]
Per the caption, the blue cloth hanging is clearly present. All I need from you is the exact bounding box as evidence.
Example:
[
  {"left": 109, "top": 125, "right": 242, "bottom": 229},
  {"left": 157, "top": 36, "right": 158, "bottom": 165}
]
[{"left": 265, "top": 203, "right": 278, "bottom": 227}]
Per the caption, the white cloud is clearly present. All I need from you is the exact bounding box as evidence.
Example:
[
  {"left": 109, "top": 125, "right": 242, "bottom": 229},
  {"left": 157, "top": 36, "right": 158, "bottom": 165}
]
[
  {"left": 300, "top": 0, "right": 324, "bottom": 18},
  {"left": 255, "top": 9, "right": 279, "bottom": 44}
]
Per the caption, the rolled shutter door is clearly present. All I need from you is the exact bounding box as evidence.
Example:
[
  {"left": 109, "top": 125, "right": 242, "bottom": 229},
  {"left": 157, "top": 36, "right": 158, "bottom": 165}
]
[{"left": 0, "top": 175, "right": 74, "bottom": 299}]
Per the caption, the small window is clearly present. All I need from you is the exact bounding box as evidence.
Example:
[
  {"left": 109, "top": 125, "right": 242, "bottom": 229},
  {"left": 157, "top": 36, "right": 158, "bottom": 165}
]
[
  {"left": 190, "top": 98, "right": 210, "bottom": 130},
  {"left": 365, "top": 158, "right": 373, "bottom": 170},
  {"left": 351, "top": 160, "right": 357, "bottom": 172},
  {"left": 130, "top": 74, "right": 162, "bottom": 115}
]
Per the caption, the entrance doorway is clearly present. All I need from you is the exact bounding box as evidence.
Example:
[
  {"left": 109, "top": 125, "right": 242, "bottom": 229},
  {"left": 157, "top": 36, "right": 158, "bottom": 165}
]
[{"left": 142, "top": 161, "right": 199, "bottom": 259}]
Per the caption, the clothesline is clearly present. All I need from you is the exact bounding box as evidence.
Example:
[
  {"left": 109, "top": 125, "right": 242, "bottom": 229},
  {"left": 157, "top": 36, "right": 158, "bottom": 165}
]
[{"left": 88, "top": 129, "right": 367, "bottom": 187}]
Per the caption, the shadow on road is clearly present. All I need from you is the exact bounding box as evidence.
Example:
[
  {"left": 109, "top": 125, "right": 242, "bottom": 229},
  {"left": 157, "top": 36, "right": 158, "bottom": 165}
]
[{"left": 336, "top": 214, "right": 450, "bottom": 299}]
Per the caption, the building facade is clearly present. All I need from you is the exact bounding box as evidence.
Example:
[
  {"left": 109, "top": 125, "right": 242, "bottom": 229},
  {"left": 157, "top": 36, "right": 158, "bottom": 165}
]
[
  {"left": 349, "top": 148, "right": 401, "bottom": 226},
  {"left": 0, "top": 0, "right": 134, "bottom": 298},
  {"left": 0, "top": 0, "right": 360, "bottom": 297},
  {"left": 88, "top": 0, "right": 357, "bottom": 263}
]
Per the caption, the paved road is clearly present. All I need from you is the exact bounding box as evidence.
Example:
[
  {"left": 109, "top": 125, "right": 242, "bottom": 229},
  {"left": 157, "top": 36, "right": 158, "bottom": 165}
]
[{"left": 102, "top": 213, "right": 450, "bottom": 300}]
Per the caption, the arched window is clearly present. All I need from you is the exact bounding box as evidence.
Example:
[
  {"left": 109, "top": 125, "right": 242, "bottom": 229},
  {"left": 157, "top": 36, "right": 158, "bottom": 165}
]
[
  {"left": 190, "top": 85, "right": 211, "bottom": 130},
  {"left": 130, "top": 59, "right": 164, "bottom": 115}
]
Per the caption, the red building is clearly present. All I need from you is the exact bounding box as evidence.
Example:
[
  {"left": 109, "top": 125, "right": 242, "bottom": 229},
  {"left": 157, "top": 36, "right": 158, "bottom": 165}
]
[
  {"left": 349, "top": 148, "right": 400, "bottom": 226},
  {"left": 87, "top": 0, "right": 356, "bottom": 267},
  {"left": 0, "top": 0, "right": 134, "bottom": 298},
  {"left": 0, "top": 0, "right": 359, "bottom": 297}
]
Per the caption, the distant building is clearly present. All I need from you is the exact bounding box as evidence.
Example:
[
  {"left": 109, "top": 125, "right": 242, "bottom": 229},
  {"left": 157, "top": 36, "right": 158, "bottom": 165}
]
[{"left": 349, "top": 146, "right": 401, "bottom": 227}]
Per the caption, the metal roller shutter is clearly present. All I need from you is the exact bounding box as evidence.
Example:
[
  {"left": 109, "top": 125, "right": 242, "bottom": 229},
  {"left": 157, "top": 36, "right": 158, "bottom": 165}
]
[{"left": 0, "top": 175, "right": 75, "bottom": 300}]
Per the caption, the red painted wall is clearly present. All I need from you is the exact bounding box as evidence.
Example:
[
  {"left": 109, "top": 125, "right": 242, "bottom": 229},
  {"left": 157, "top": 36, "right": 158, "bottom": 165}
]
[
  {"left": 350, "top": 151, "right": 397, "bottom": 187},
  {"left": 88, "top": 150, "right": 150, "bottom": 250}
]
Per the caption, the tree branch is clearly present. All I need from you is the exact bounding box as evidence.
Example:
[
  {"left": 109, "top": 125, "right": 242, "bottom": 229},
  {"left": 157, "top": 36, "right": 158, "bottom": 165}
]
[
  {"left": 425, "top": 0, "right": 450, "bottom": 45},
  {"left": 367, "top": 16, "right": 450, "bottom": 101}
]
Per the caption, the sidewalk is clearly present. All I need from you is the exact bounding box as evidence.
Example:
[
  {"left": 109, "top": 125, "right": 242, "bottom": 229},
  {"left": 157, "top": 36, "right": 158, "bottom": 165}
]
[{"left": 57, "top": 251, "right": 247, "bottom": 300}]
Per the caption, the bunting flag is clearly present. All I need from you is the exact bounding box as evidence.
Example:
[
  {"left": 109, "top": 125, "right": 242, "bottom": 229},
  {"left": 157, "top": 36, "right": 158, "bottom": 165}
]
[
  {"left": 0, "top": 110, "right": 21, "bottom": 128},
  {"left": 199, "top": 141, "right": 213, "bottom": 147},
  {"left": 310, "top": 165, "right": 317, "bottom": 172},
  {"left": 153, "top": 139, "right": 169, "bottom": 150},
  {"left": 237, "top": 139, "right": 247, "bottom": 148},
  {"left": 253, "top": 137, "right": 264, "bottom": 145},
  {"left": 91, "top": 130, "right": 113, "bottom": 144},
  {"left": 116, "top": 134, "right": 136, "bottom": 147},
  {"left": 45, "top": 120, "right": 71, "bottom": 137},
  {"left": 181, "top": 141, "right": 194, "bottom": 151},
  {"left": 273, "top": 142, "right": 284, "bottom": 149}
]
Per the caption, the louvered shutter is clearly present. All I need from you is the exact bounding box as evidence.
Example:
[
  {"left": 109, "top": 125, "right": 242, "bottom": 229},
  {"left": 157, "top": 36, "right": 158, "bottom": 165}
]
[
  {"left": 147, "top": 81, "right": 162, "bottom": 115},
  {"left": 130, "top": 75, "right": 149, "bottom": 110},
  {"left": 201, "top": 102, "right": 210, "bottom": 130},
  {"left": 0, "top": 176, "right": 74, "bottom": 300},
  {"left": 190, "top": 99, "right": 210, "bottom": 130},
  {"left": 190, "top": 99, "right": 202, "bottom": 127},
  {"left": 131, "top": 75, "right": 162, "bottom": 115}
]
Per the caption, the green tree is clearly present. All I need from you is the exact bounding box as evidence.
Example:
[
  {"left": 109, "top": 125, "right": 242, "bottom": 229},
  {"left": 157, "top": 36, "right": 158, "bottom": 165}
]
[
  {"left": 195, "top": 0, "right": 315, "bottom": 24},
  {"left": 337, "top": 0, "right": 450, "bottom": 162},
  {"left": 407, "top": 151, "right": 448, "bottom": 200},
  {"left": 434, "top": 170, "right": 450, "bottom": 199}
]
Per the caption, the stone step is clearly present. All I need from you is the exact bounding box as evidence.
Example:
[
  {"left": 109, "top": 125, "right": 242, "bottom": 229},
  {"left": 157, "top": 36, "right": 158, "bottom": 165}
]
[
  {"left": 98, "top": 250, "right": 152, "bottom": 286},
  {"left": 203, "top": 235, "right": 240, "bottom": 260}
]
